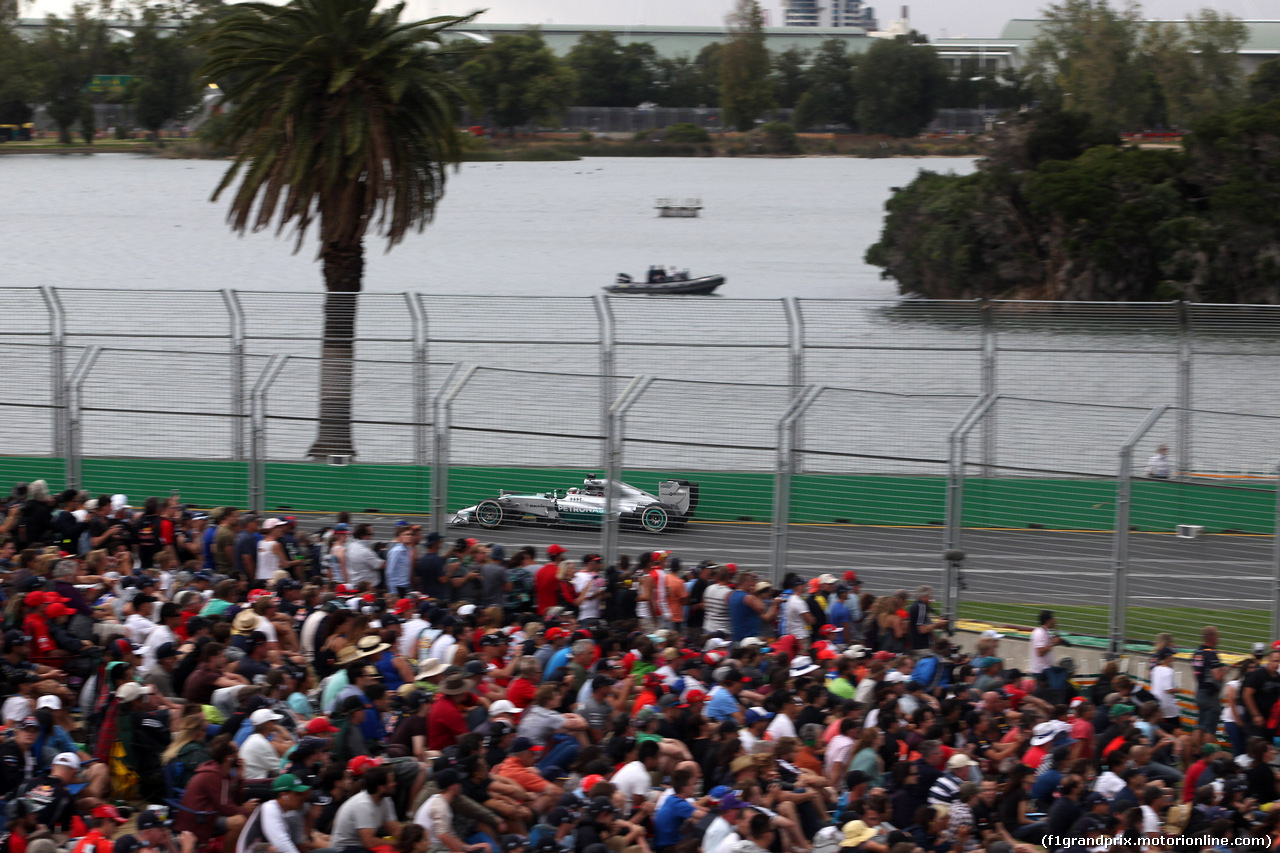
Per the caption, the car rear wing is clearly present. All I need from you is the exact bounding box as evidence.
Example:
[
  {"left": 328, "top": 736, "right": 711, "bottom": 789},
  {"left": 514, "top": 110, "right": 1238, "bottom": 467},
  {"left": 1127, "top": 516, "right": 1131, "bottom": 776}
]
[{"left": 658, "top": 479, "right": 699, "bottom": 518}]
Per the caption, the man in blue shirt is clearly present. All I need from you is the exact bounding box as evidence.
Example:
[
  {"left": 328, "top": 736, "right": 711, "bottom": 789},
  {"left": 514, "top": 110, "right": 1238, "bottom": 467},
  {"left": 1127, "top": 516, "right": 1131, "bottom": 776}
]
[
  {"left": 652, "top": 767, "right": 707, "bottom": 850},
  {"left": 384, "top": 526, "right": 413, "bottom": 595},
  {"left": 705, "top": 670, "right": 745, "bottom": 723}
]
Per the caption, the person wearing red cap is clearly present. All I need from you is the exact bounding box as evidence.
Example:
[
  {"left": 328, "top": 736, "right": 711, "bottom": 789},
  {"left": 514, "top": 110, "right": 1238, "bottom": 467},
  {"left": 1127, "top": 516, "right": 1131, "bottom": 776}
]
[
  {"left": 22, "top": 592, "right": 61, "bottom": 670},
  {"left": 535, "top": 546, "right": 566, "bottom": 613},
  {"left": 72, "top": 804, "right": 128, "bottom": 853}
]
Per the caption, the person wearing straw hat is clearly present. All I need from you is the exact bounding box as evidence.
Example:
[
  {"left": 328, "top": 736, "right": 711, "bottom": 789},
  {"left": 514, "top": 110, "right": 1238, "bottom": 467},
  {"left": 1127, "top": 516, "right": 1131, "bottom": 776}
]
[
  {"left": 838, "top": 819, "right": 877, "bottom": 850},
  {"left": 427, "top": 673, "right": 475, "bottom": 751}
]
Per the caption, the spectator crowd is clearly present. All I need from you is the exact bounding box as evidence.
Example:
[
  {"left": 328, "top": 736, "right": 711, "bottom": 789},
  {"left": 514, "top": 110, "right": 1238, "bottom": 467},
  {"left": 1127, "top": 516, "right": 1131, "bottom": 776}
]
[{"left": 0, "top": 481, "right": 1277, "bottom": 853}]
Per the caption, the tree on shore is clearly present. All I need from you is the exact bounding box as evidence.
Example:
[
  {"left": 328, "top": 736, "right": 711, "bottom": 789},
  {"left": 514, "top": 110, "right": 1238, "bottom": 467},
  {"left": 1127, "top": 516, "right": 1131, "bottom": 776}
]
[
  {"left": 33, "top": 6, "right": 108, "bottom": 144},
  {"left": 719, "top": 0, "right": 773, "bottom": 131},
  {"left": 199, "top": 0, "right": 473, "bottom": 458},
  {"left": 854, "top": 38, "right": 946, "bottom": 137},
  {"left": 461, "top": 30, "right": 576, "bottom": 135}
]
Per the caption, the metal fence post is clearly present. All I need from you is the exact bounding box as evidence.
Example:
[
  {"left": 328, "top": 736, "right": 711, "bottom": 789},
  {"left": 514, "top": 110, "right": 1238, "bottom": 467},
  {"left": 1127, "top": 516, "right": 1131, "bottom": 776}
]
[
  {"left": 769, "top": 385, "right": 822, "bottom": 588},
  {"left": 408, "top": 294, "right": 430, "bottom": 466},
  {"left": 944, "top": 394, "right": 996, "bottom": 625},
  {"left": 1177, "top": 301, "right": 1192, "bottom": 482},
  {"left": 980, "top": 299, "right": 997, "bottom": 478},
  {"left": 1272, "top": 463, "right": 1280, "bottom": 641},
  {"left": 40, "top": 286, "right": 66, "bottom": 462},
  {"left": 430, "top": 364, "right": 477, "bottom": 539},
  {"left": 249, "top": 355, "right": 288, "bottom": 516},
  {"left": 1110, "top": 405, "right": 1169, "bottom": 654},
  {"left": 66, "top": 346, "right": 102, "bottom": 490},
  {"left": 601, "top": 376, "right": 651, "bottom": 570},
  {"left": 222, "top": 290, "right": 246, "bottom": 461},
  {"left": 594, "top": 295, "right": 616, "bottom": 470}
]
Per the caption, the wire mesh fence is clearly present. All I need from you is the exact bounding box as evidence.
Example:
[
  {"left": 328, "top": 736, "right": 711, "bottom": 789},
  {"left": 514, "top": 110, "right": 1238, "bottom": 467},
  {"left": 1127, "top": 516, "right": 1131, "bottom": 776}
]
[{"left": 3, "top": 290, "right": 1280, "bottom": 654}]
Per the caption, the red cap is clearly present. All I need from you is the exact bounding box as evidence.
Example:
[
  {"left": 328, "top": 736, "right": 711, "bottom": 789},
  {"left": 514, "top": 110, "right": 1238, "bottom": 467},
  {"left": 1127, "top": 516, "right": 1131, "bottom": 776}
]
[
  {"left": 91, "top": 804, "right": 127, "bottom": 824},
  {"left": 843, "top": 571, "right": 859, "bottom": 582},
  {"left": 819, "top": 625, "right": 837, "bottom": 636},
  {"left": 816, "top": 648, "right": 838, "bottom": 661},
  {"left": 392, "top": 599, "right": 414, "bottom": 615},
  {"left": 581, "top": 774, "right": 605, "bottom": 792},
  {"left": 248, "top": 589, "right": 276, "bottom": 603},
  {"left": 306, "top": 716, "right": 340, "bottom": 735},
  {"left": 337, "top": 584, "right": 356, "bottom": 595},
  {"left": 872, "top": 650, "right": 896, "bottom": 662},
  {"left": 347, "top": 755, "right": 383, "bottom": 775},
  {"left": 45, "top": 603, "right": 73, "bottom": 618},
  {"left": 547, "top": 544, "right": 566, "bottom": 557},
  {"left": 1271, "top": 640, "right": 1280, "bottom": 651},
  {"left": 724, "top": 563, "right": 737, "bottom": 572},
  {"left": 772, "top": 635, "right": 797, "bottom": 657},
  {"left": 704, "top": 651, "right": 725, "bottom": 665},
  {"left": 25, "top": 592, "right": 46, "bottom": 607},
  {"left": 686, "top": 689, "right": 707, "bottom": 703},
  {"left": 1004, "top": 686, "right": 1027, "bottom": 708},
  {"left": 362, "top": 592, "right": 377, "bottom": 603},
  {"left": 465, "top": 538, "right": 479, "bottom": 547},
  {"left": 545, "top": 627, "right": 567, "bottom": 640}
]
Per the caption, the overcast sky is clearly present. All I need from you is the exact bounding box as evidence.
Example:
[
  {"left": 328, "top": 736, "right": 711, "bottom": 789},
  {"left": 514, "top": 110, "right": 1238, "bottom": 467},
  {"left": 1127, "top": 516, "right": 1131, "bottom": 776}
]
[
  {"left": 408, "top": 0, "right": 1272, "bottom": 39},
  {"left": 21, "top": 0, "right": 1277, "bottom": 39}
]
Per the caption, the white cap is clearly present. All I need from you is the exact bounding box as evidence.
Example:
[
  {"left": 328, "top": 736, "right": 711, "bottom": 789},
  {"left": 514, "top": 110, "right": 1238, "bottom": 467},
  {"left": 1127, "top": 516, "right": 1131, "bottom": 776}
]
[
  {"left": 51, "top": 752, "right": 81, "bottom": 770},
  {"left": 117, "top": 682, "right": 143, "bottom": 702},
  {"left": 262, "top": 518, "right": 286, "bottom": 531},
  {"left": 110, "top": 494, "right": 128, "bottom": 512},
  {"left": 703, "top": 637, "right": 731, "bottom": 651},
  {"left": 981, "top": 629, "right": 1005, "bottom": 639},
  {"left": 947, "top": 753, "right": 976, "bottom": 770},
  {"left": 817, "top": 573, "right": 839, "bottom": 585},
  {"left": 488, "top": 700, "right": 519, "bottom": 717},
  {"left": 457, "top": 604, "right": 477, "bottom": 616},
  {"left": 250, "top": 708, "right": 282, "bottom": 726},
  {"left": 36, "top": 695, "right": 61, "bottom": 711}
]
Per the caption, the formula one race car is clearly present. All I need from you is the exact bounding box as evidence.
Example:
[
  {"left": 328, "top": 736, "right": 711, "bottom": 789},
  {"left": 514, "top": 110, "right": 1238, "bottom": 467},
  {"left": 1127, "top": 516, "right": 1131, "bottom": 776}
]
[{"left": 450, "top": 475, "right": 699, "bottom": 534}]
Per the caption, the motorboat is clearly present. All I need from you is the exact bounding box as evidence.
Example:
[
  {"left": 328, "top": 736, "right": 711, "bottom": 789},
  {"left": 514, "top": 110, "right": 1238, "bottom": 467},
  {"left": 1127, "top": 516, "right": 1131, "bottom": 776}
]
[{"left": 605, "top": 273, "right": 724, "bottom": 295}]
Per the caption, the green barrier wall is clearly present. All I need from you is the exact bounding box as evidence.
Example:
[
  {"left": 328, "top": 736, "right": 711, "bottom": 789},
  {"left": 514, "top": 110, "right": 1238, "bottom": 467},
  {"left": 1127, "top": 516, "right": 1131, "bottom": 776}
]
[{"left": 0, "top": 456, "right": 1272, "bottom": 533}]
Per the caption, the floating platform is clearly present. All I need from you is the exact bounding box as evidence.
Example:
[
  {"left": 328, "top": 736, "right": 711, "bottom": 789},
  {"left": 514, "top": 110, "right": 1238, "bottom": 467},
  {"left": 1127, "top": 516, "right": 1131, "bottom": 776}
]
[{"left": 656, "top": 197, "right": 702, "bottom": 217}]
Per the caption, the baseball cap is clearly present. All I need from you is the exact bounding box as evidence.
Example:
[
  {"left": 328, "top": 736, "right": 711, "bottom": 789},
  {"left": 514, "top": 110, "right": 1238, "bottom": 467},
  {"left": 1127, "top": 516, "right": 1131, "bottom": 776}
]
[
  {"left": 250, "top": 708, "right": 282, "bottom": 726},
  {"left": 35, "top": 695, "right": 61, "bottom": 711},
  {"left": 52, "top": 752, "right": 81, "bottom": 770},
  {"left": 981, "top": 629, "right": 1005, "bottom": 639},
  {"left": 92, "top": 804, "right": 127, "bottom": 824},
  {"left": 1110, "top": 703, "right": 1137, "bottom": 719},
  {"left": 547, "top": 544, "right": 566, "bottom": 556},
  {"left": 137, "top": 810, "right": 172, "bottom": 830},
  {"left": 115, "top": 836, "right": 145, "bottom": 853},
  {"left": 305, "top": 716, "right": 340, "bottom": 735},
  {"left": 272, "top": 773, "right": 312, "bottom": 793},
  {"left": 489, "top": 700, "right": 520, "bottom": 717},
  {"left": 500, "top": 835, "right": 528, "bottom": 852},
  {"left": 116, "top": 682, "right": 143, "bottom": 702},
  {"left": 1083, "top": 791, "right": 1111, "bottom": 807},
  {"left": 347, "top": 755, "right": 383, "bottom": 775},
  {"left": 262, "top": 518, "right": 286, "bottom": 530},
  {"left": 947, "top": 753, "right": 976, "bottom": 770},
  {"left": 511, "top": 736, "right": 544, "bottom": 753}
]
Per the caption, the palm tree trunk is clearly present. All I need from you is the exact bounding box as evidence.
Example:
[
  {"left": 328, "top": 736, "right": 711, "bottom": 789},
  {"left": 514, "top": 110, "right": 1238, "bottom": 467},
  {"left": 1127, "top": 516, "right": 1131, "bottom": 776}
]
[{"left": 308, "top": 239, "right": 362, "bottom": 459}]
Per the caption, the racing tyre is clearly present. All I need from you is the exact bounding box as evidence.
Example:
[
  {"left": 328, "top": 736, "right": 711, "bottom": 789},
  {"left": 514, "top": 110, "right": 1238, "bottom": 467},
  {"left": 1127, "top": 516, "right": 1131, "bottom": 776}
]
[
  {"left": 475, "top": 499, "right": 504, "bottom": 530},
  {"left": 640, "top": 504, "right": 670, "bottom": 534}
]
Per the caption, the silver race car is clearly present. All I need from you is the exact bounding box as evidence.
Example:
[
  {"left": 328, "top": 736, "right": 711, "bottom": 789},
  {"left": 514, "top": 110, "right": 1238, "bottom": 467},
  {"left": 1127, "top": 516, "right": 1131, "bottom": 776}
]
[{"left": 450, "top": 475, "right": 699, "bottom": 534}]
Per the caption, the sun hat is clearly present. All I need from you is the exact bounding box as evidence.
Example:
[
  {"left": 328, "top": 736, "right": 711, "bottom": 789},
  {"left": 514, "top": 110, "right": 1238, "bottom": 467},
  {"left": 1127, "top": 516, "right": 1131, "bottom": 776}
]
[
  {"left": 840, "top": 821, "right": 876, "bottom": 848},
  {"left": 417, "top": 660, "right": 448, "bottom": 680},
  {"left": 438, "top": 674, "right": 474, "bottom": 695},
  {"left": 947, "top": 753, "right": 977, "bottom": 770},
  {"left": 789, "top": 656, "right": 820, "bottom": 677},
  {"left": 232, "top": 610, "right": 259, "bottom": 634}
]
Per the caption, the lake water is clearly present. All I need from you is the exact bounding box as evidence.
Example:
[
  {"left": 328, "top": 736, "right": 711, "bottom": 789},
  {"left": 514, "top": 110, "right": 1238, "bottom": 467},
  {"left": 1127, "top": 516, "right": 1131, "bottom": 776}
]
[{"left": 1, "top": 153, "right": 976, "bottom": 297}]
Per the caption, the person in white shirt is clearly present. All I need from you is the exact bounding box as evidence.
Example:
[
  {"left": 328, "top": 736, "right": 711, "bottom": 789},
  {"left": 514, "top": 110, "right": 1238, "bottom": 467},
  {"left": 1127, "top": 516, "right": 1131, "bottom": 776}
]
[
  {"left": 126, "top": 595, "right": 158, "bottom": 645},
  {"left": 764, "top": 695, "right": 800, "bottom": 741},
  {"left": 611, "top": 740, "right": 661, "bottom": 812},
  {"left": 573, "top": 561, "right": 604, "bottom": 621},
  {"left": 256, "top": 519, "right": 289, "bottom": 582},
  {"left": 397, "top": 604, "right": 429, "bottom": 659},
  {"left": 236, "top": 773, "right": 313, "bottom": 853},
  {"left": 1029, "top": 610, "right": 1060, "bottom": 675},
  {"left": 344, "top": 526, "right": 385, "bottom": 587},
  {"left": 240, "top": 708, "right": 294, "bottom": 780},
  {"left": 1150, "top": 649, "right": 1180, "bottom": 726},
  {"left": 413, "top": 768, "right": 488, "bottom": 853},
  {"left": 702, "top": 789, "right": 750, "bottom": 853},
  {"left": 1147, "top": 444, "right": 1172, "bottom": 479},
  {"left": 139, "top": 602, "right": 181, "bottom": 673},
  {"left": 782, "top": 576, "right": 812, "bottom": 642}
]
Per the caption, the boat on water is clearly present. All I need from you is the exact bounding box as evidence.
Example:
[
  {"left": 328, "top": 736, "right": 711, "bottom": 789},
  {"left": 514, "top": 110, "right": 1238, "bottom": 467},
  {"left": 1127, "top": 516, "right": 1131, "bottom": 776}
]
[{"left": 605, "top": 273, "right": 725, "bottom": 295}]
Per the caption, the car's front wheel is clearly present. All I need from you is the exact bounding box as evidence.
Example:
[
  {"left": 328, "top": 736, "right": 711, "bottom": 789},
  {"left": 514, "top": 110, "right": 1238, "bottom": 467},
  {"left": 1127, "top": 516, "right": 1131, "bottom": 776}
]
[
  {"left": 640, "top": 504, "right": 669, "bottom": 534},
  {"left": 475, "top": 499, "right": 505, "bottom": 529}
]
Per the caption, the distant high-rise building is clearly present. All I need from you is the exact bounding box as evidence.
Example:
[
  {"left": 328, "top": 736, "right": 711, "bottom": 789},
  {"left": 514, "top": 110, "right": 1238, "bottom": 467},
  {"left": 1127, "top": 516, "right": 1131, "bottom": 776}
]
[{"left": 782, "top": 0, "right": 878, "bottom": 29}]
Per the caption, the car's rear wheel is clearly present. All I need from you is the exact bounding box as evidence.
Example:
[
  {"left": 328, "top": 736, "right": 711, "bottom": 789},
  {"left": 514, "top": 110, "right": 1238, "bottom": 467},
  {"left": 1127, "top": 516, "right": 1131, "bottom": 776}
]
[
  {"left": 640, "top": 505, "right": 669, "bottom": 534},
  {"left": 475, "top": 499, "right": 504, "bottom": 529}
]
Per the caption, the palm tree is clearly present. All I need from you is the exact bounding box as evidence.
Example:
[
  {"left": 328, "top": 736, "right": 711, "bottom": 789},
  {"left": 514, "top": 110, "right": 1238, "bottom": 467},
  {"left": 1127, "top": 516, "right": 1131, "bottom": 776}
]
[{"left": 199, "top": 0, "right": 473, "bottom": 458}]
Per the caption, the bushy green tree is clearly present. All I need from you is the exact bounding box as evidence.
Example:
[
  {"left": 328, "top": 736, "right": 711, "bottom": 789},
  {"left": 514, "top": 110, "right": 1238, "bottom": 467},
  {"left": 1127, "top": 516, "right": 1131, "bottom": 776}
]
[
  {"left": 131, "top": 10, "right": 202, "bottom": 142},
  {"left": 566, "top": 32, "right": 656, "bottom": 108},
  {"left": 1248, "top": 58, "right": 1280, "bottom": 105},
  {"left": 854, "top": 38, "right": 946, "bottom": 137},
  {"left": 33, "top": 5, "right": 108, "bottom": 144},
  {"left": 719, "top": 0, "right": 773, "bottom": 131},
  {"left": 799, "top": 39, "right": 857, "bottom": 128},
  {"left": 651, "top": 54, "right": 718, "bottom": 107},
  {"left": 770, "top": 46, "right": 809, "bottom": 109},
  {"left": 0, "top": 25, "right": 37, "bottom": 134},
  {"left": 462, "top": 30, "right": 576, "bottom": 134}
]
